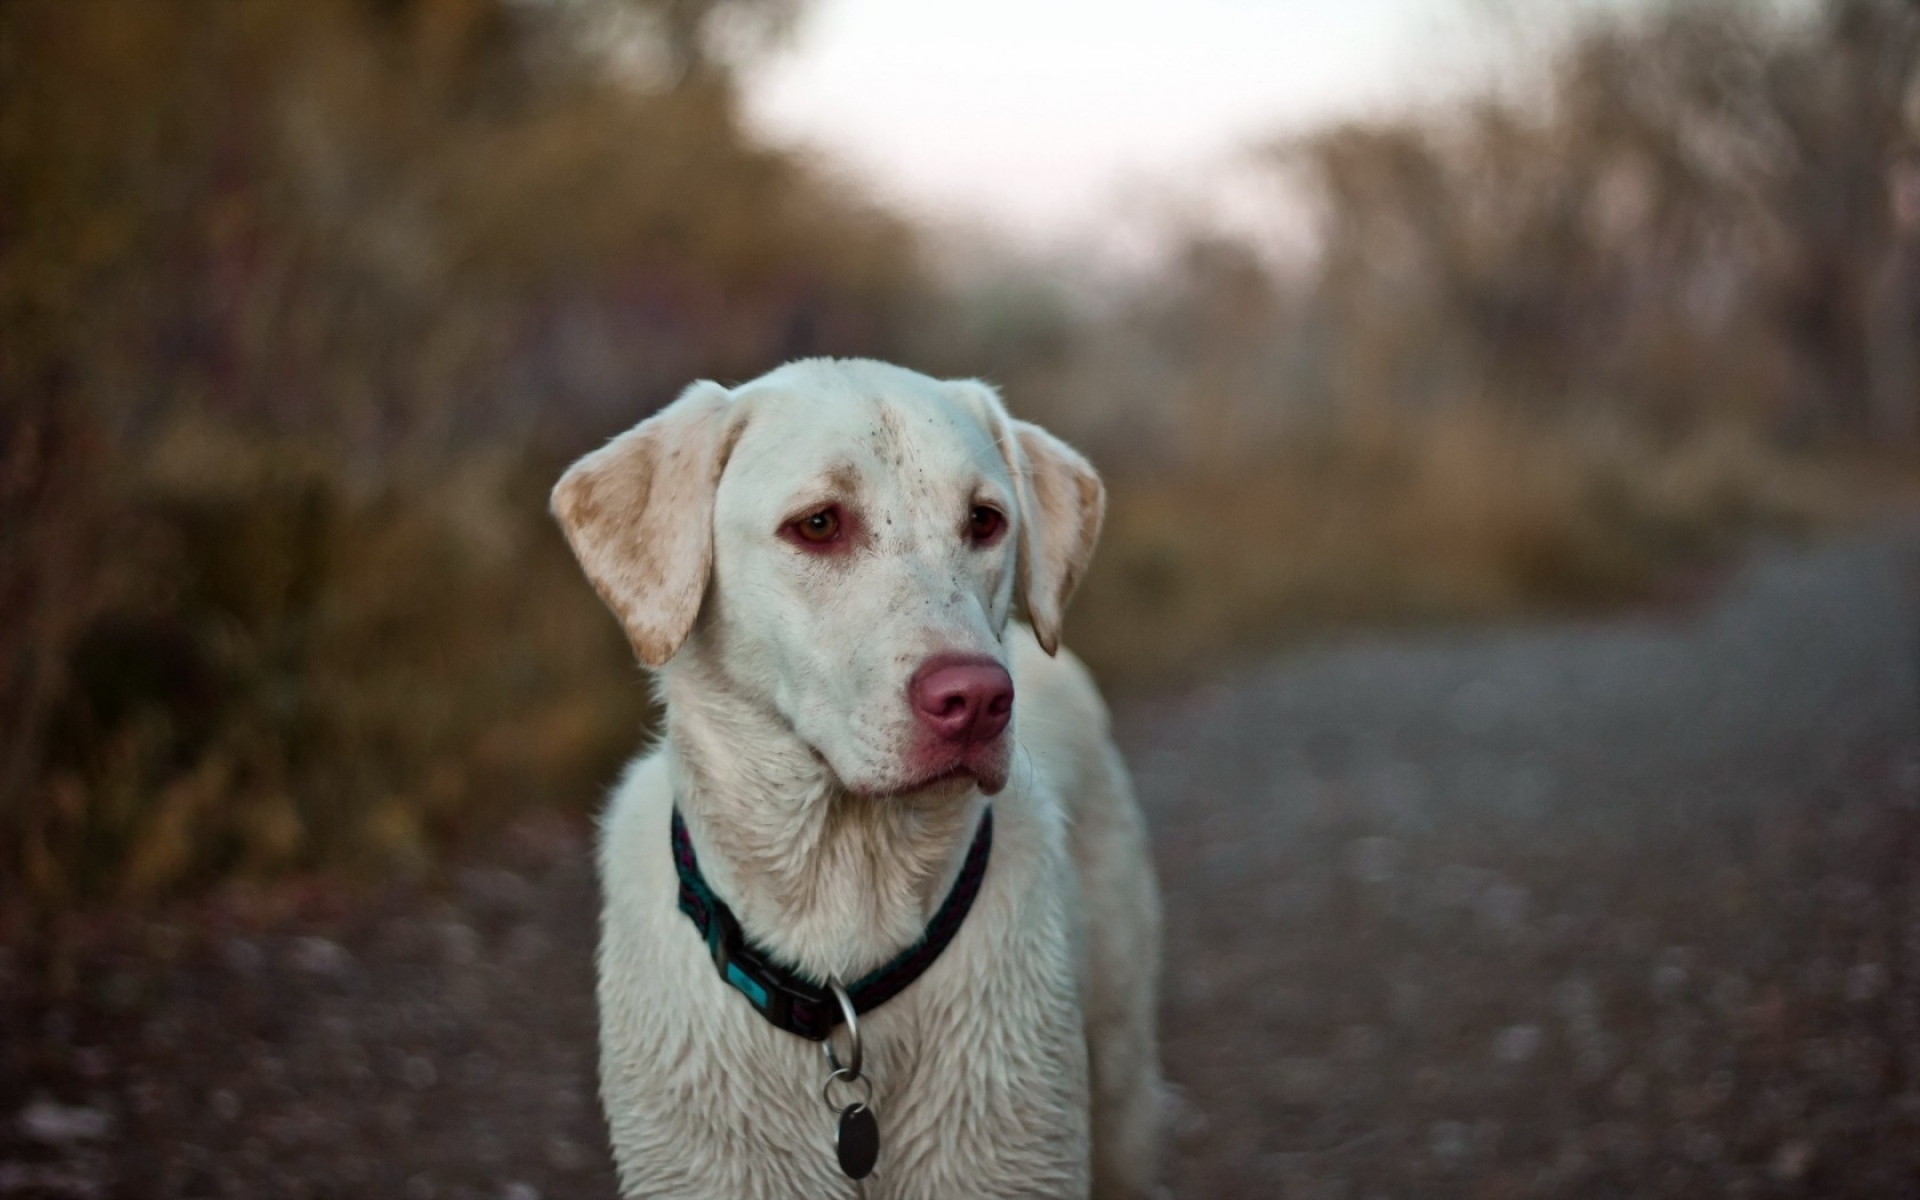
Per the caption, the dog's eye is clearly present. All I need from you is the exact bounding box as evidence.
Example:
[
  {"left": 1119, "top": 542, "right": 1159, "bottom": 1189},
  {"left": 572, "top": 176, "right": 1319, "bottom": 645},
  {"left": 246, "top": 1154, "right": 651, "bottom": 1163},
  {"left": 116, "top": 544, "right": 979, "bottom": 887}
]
[
  {"left": 792, "top": 508, "right": 841, "bottom": 545},
  {"left": 967, "top": 505, "right": 1006, "bottom": 545}
]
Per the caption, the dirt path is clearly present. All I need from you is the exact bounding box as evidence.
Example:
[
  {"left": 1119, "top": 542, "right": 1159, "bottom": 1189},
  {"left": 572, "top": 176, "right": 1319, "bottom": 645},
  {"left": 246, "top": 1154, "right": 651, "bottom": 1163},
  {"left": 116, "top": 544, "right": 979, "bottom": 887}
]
[
  {"left": 5, "top": 528, "right": 1919, "bottom": 1198},
  {"left": 1127, "top": 527, "right": 1920, "bottom": 1198}
]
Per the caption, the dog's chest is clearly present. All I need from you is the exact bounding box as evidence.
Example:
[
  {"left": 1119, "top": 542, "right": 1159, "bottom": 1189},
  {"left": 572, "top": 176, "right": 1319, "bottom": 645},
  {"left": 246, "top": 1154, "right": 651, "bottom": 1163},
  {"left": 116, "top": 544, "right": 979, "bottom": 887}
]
[{"left": 596, "top": 793, "right": 1092, "bottom": 1198}]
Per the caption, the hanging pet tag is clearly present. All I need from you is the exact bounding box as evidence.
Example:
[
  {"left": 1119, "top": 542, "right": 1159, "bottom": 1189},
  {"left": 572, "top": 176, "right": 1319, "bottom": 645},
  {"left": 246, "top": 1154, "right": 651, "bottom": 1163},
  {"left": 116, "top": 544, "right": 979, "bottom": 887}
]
[
  {"left": 836, "top": 1102, "right": 879, "bottom": 1179},
  {"left": 821, "top": 975, "right": 879, "bottom": 1182}
]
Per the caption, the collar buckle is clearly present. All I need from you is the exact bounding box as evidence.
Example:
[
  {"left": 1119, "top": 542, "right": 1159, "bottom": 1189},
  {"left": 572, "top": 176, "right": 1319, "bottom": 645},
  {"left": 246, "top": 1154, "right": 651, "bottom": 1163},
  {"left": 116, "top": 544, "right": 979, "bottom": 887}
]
[{"left": 703, "top": 901, "right": 834, "bottom": 1039}]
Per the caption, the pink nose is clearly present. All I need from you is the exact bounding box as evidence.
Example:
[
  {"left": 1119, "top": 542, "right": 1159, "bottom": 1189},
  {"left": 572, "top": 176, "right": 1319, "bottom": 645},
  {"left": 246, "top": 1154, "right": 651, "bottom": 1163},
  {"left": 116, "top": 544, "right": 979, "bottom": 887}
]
[{"left": 908, "top": 656, "right": 1015, "bottom": 744}]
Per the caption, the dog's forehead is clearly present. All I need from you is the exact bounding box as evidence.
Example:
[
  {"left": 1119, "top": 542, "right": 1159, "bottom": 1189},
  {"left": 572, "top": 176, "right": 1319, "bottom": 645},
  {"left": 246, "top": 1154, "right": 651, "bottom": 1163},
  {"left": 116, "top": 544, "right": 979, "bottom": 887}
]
[{"left": 725, "top": 372, "right": 1004, "bottom": 504}]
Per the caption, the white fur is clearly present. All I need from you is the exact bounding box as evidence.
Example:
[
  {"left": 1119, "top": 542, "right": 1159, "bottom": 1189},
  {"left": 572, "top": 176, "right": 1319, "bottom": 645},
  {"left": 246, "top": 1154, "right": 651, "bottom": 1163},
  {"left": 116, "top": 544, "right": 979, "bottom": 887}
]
[{"left": 555, "top": 359, "right": 1164, "bottom": 1199}]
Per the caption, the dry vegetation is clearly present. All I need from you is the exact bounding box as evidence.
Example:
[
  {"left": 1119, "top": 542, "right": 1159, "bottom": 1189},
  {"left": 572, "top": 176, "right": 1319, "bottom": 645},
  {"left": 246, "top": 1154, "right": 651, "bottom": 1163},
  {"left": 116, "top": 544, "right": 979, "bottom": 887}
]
[
  {"left": 0, "top": 0, "right": 920, "bottom": 934},
  {"left": 1072, "top": 418, "right": 1849, "bottom": 686},
  {"left": 3, "top": 0, "right": 1918, "bottom": 933}
]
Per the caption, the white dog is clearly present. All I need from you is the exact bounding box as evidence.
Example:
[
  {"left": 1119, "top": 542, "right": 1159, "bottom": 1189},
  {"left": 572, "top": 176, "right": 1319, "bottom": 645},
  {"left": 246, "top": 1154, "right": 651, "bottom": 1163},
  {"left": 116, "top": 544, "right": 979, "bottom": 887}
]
[{"left": 551, "top": 359, "right": 1163, "bottom": 1199}]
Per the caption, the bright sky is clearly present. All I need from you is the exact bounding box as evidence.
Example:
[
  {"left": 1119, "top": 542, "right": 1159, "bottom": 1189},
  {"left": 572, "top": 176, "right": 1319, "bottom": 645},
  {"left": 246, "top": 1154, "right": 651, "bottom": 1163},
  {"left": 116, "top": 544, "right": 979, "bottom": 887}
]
[{"left": 744, "top": 0, "right": 1512, "bottom": 256}]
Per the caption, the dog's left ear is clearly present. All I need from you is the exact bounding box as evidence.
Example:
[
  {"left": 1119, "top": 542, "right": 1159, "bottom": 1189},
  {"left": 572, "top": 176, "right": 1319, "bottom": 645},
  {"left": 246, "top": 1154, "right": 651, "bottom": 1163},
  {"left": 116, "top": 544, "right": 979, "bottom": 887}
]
[
  {"left": 550, "top": 381, "right": 738, "bottom": 668},
  {"left": 951, "top": 381, "right": 1107, "bottom": 657},
  {"left": 1012, "top": 420, "right": 1106, "bottom": 655}
]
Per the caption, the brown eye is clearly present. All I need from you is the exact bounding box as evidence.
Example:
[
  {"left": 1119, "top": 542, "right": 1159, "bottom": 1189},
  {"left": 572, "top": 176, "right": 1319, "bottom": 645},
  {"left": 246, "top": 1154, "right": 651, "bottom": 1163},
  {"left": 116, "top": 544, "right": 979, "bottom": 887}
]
[
  {"left": 968, "top": 505, "right": 1006, "bottom": 545},
  {"left": 793, "top": 508, "right": 840, "bottom": 545}
]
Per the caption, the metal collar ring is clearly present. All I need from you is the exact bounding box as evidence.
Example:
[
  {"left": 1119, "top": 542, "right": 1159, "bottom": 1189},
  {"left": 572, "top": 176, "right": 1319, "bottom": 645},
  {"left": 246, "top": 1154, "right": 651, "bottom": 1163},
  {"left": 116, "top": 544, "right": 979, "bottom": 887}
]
[
  {"left": 821, "top": 974, "right": 862, "bottom": 1078},
  {"left": 821, "top": 1065, "right": 874, "bottom": 1113}
]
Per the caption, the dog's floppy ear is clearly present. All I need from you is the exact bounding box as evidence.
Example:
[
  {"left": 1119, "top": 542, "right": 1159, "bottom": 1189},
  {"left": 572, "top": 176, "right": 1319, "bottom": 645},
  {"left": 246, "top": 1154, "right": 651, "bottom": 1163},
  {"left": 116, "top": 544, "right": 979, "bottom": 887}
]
[
  {"left": 952, "top": 380, "right": 1107, "bottom": 657},
  {"left": 1011, "top": 420, "right": 1106, "bottom": 655},
  {"left": 550, "top": 380, "right": 737, "bottom": 667}
]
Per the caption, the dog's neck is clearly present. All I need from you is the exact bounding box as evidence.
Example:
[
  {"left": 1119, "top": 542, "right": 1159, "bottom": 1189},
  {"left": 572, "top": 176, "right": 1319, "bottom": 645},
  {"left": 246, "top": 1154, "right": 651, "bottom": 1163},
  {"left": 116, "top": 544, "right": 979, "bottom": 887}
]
[{"left": 658, "top": 654, "right": 988, "bottom": 982}]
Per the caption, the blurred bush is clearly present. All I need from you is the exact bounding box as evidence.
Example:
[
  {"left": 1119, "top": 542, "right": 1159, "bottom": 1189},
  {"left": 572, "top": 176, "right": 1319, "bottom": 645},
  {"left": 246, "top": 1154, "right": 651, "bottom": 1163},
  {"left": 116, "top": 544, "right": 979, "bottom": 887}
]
[
  {"left": 1067, "top": 416, "right": 1836, "bottom": 686},
  {"left": 0, "top": 0, "right": 923, "bottom": 933}
]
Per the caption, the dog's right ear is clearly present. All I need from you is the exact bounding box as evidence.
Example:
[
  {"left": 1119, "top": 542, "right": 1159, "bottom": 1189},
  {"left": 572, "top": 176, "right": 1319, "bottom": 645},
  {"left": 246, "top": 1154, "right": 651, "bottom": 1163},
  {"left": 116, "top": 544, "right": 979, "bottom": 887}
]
[
  {"left": 550, "top": 381, "right": 737, "bottom": 668},
  {"left": 948, "top": 378, "right": 1106, "bottom": 657}
]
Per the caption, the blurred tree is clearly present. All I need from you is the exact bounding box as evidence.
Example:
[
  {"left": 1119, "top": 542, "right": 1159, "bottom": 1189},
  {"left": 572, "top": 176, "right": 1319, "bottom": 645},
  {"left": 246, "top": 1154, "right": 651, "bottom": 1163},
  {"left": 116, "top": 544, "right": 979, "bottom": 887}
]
[
  {"left": 0, "top": 0, "right": 916, "bottom": 455},
  {"left": 1868, "top": 158, "right": 1920, "bottom": 442},
  {"left": 1267, "top": 0, "right": 1920, "bottom": 445}
]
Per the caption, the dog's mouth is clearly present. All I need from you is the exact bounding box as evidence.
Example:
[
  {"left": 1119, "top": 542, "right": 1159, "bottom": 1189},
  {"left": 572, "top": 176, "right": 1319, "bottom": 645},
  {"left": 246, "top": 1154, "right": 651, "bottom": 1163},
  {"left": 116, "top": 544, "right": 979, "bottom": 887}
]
[
  {"left": 800, "top": 709, "right": 1013, "bottom": 801},
  {"left": 901, "top": 760, "right": 1006, "bottom": 797},
  {"left": 832, "top": 745, "right": 1011, "bottom": 802}
]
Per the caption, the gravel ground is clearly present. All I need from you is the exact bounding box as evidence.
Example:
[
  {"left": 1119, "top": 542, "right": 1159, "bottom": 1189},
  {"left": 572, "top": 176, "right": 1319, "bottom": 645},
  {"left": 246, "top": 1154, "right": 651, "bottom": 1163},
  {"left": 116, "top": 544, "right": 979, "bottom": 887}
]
[{"left": 5, "top": 527, "right": 1919, "bottom": 1199}]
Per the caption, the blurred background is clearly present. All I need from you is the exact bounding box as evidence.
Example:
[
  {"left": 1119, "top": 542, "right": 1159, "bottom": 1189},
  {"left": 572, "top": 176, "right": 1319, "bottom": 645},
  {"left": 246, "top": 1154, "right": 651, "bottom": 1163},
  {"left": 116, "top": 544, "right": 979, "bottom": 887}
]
[{"left": 3, "top": 0, "right": 1919, "bottom": 1196}]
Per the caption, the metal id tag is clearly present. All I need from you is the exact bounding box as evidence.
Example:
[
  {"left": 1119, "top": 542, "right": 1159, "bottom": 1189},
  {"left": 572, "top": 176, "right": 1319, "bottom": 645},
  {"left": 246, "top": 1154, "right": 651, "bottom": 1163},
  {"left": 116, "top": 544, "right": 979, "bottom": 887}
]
[{"left": 836, "top": 1102, "right": 879, "bottom": 1179}]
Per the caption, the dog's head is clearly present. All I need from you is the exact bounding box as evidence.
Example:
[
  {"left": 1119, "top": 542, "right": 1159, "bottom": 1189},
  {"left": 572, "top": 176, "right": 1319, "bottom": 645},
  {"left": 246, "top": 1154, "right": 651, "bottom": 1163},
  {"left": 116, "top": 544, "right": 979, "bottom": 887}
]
[{"left": 551, "top": 359, "right": 1104, "bottom": 799}]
